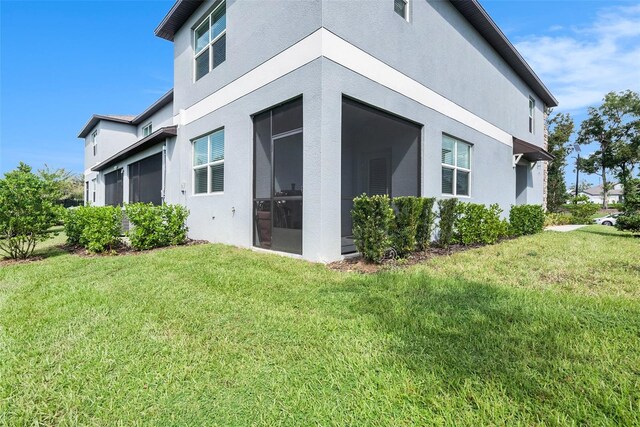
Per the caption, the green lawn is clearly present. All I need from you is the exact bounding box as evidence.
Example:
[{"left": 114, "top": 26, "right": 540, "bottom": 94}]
[{"left": 1, "top": 226, "right": 639, "bottom": 425}]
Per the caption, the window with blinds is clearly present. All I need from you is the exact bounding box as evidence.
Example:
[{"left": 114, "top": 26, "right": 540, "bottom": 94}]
[
  {"left": 193, "top": 128, "right": 224, "bottom": 194},
  {"left": 441, "top": 134, "right": 472, "bottom": 196},
  {"left": 394, "top": 0, "right": 409, "bottom": 20},
  {"left": 194, "top": 1, "right": 226, "bottom": 81}
]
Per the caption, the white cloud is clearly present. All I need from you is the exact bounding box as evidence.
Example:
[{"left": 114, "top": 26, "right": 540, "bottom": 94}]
[{"left": 514, "top": 4, "right": 640, "bottom": 111}]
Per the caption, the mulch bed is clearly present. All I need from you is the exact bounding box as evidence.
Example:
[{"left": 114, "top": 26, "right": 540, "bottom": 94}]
[{"left": 328, "top": 244, "right": 479, "bottom": 274}]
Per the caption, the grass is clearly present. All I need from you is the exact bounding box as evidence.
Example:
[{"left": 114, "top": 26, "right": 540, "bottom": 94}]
[{"left": 1, "top": 226, "right": 639, "bottom": 425}]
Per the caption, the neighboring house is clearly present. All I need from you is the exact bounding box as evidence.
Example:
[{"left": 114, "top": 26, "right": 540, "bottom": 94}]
[
  {"left": 79, "top": 0, "right": 556, "bottom": 262},
  {"left": 580, "top": 183, "right": 623, "bottom": 205}
]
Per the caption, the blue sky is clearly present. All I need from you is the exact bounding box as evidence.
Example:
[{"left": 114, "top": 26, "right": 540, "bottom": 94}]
[{"left": 1, "top": 0, "right": 639, "bottom": 186}]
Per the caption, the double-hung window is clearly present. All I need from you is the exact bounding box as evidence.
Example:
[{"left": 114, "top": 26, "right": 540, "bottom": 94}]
[
  {"left": 394, "top": 0, "right": 409, "bottom": 20},
  {"left": 194, "top": 1, "right": 226, "bottom": 81},
  {"left": 142, "top": 123, "right": 152, "bottom": 137},
  {"left": 92, "top": 130, "right": 98, "bottom": 156},
  {"left": 442, "top": 135, "right": 471, "bottom": 197},
  {"left": 529, "top": 96, "right": 535, "bottom": 133},
  {"left": 193, "top": 128, "right": 224, "bottom": 194}
]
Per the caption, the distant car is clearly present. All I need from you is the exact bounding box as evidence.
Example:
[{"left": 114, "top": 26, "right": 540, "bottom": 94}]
[{"left": 594, "top": 213, "right": 620, "bottom": 226}]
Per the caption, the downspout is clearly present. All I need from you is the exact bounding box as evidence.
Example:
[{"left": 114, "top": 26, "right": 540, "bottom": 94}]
[{"left": 161, "top": 141, "right": 167, "bottom": 204}]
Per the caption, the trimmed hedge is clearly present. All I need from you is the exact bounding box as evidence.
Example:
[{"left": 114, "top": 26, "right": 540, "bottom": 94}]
[
  {"left": 125, "top": 203, "right": 190, "bottom": 250},
  {"left": 351, "top": 194, "right": 394, "bottom": 263},
  {"left": 416, "top": 197, "right": 437, "bottom": 250},
  {"left": 509, "top": 204, "right": 545, "bottom": 236},
  {"left": 437, "top": 198, "right": 458, "bottom": 248},
  {"left": 391, "top": 197, "right": 422, "bottom": 256},
  {"left": 454, "top": 203, "right": 508, "bottom": 245},
  {"left": 65, "top": 205, "right": 123, "bottom": 253},
  {"left": 616, "top": 214, "right": 640, "bottom": 233}
]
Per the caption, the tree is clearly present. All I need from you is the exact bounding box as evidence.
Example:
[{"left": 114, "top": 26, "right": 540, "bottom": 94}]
[
  {"left": 545, "top": 111, "right": 574, "bottom": 212},
  {"left": 38, "top": 165, "right": 84, "bottom": 204},
  {"left": 576, "top": 90, "right": 640, "bottom": 209},
  {"left": 0, "top": 163, "right": 63, "bottom": 259},
  {"left": 615, "top": 178, "right": 640, "bottom": 234},
  {"left": 568, "top": 179, "right": 591, "bottom": 196}
]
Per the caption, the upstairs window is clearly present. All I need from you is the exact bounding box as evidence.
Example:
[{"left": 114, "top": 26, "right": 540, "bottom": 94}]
[
  {"left": 194, "top": 1, "right": 226, "bottom": 81},
  {"left": 92, "top": 130, "right": 98, "bottom": 156},
  {"left": 529, "top": 96, "right": 535, "bottom": 133},
  {"left": 394, "top": 0, "right": 409, "bottom": 20},
  {"left": 142, "top": 123, "right": 153, "bottom": 137},
  {"left": 193, "top": 128, "right": 224, "bottom": 194},
  {"left": 442, "top": 134, "right": 471, "bottom": 197}
]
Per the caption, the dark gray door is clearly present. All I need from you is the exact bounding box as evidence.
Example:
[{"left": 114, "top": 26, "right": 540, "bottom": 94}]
[
  {"left": 253, "top": 97, "right": 303, "bottom": 255},
  {"left": 129, "top": 153, "right": 162, "bottom": 205},
  {"left": 104, "top": 169, "right": 123, "bottom": 206}
]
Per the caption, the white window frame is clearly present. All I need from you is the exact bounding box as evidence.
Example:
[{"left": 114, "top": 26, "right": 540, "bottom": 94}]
[
  {"left": 191, "top": 128, "right": 224, "bottom": 195},
  {"left": 142, "top": 122, "right": 153, "bottom": 137},
  {"left": 529, "top": 96, "right": 535, "bottom": 134},
  {"left": 92, "top": 130, "right": 98, "bottom": 156},
  {"left": 441, "top": 135, "right": 472, "bottom": 197},
  {"left": 395, "top": 0, "right": 410, "bottom": 21},
  {"left": 193, "top": 1, "right": 226, "bottom": 82},
  {"left": 91, "top": 178, "right": 97, "bottom": 203}
]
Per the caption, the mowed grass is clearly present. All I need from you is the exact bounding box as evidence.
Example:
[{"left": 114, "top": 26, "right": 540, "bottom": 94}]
[{"left": 0, "top": 226, "right": 638, "bottom": 425}]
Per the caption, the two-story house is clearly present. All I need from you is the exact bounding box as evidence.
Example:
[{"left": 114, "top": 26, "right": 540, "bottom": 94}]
[{"left": 79, "top": 0, "right": 557, "bottom": 262}]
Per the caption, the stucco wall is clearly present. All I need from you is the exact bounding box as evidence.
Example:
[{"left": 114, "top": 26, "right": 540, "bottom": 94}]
[
  {"left": 84, "top": 121, "right": 137, "bottom": 173},
  {"left": 172, "top": 0, "right": 321, "bottom": 113},
  {"left": 321, "top": 0, "right": 546, "bottom": 147},
  {"left": 135, "top": 103, "right": 174, "bottom": 138}
]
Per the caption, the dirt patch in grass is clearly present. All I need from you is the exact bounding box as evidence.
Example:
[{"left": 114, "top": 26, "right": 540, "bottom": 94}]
[
  {"left": 1, "top": 240, "right": 208, "bottom": 265},
  {"left": 0, "top": 256, "right": 47, "bottom": 267},
  {"left": 62, "top": 239, "right": 208, "bottom": 258},
  {"left": 328, "top": 244, "right": 480, "bottom": 274}
]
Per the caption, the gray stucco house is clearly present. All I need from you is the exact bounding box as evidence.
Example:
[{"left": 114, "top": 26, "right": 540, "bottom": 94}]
[{"left": 79, "top": 0, "right": 557, "bottom": 262}]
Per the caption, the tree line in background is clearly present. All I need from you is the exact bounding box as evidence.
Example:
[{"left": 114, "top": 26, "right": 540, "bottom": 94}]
[{"left": 546, "top": 90, "right": 640, "bottom": 232}]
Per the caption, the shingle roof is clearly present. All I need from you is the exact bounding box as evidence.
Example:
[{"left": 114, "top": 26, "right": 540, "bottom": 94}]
[
  {"left": 78, "top": 89, "right": 173, "bottom": 138},
  {"left": 583, "top": 184, "right": 623, "bottom": 196}
]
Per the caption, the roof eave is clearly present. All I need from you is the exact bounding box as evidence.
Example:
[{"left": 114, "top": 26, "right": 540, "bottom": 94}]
[
  {"left": 449, "top": 0, "right": 558, "bottom": 107},
  {"left": 91, "top": 126, "right": 178, "bottom": 171},
  {"left": 77, "top": 115, "right": 133, "bottom": 138},
  {"left": 132, "top": 89, "right": 174, "bottom": 125},
  {"left": 154, "top": 0, "right": 205, "bottom": 41}
]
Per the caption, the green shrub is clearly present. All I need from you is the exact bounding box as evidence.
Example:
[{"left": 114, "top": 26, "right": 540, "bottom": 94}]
[
  {"left": 608, "top": 203, "right": 623, "bottom": 211},
  {"left": 416, "top": 197, "right": 436, "bottom": 250},
  {"left": 125, "top": 203, "right": 190, "bottom": 250},
  {"left": 622, "top": 178, "right": 640, "bottom": 213},
  {"left": 64, "top": 206, "right": 88, "bottom": 246},
  {"left": 0, "top": 163, "right": 63, "bottom": 259},
  {"left": 565, "top": 195, "right": 600, "bottom": 224},
  {"left": 454, "top": 203, "right": 508, "bottom": 245},
  {"left": 69, "top": 206, "right": 123, "bottom": 253},
  {"left": 351, "top": 194, "right": 394, "bottom": 263},
  {"left": 544, "top": 212, "right": 573, "bottom": 227},
  {"left": 391, "top": 196, "right": 422, "bottom": 257},
  {"left": 437, "top": 198, "right": 458, "bottom": 248},
  {"left": 615, "top": 214, "right": 640, "bottom": 234},
  {"left": 509, "top": 204, "right": 545, "bottom": 236},
  {"left": 616, "top": 179, "right": 640, "bottom": 233}
]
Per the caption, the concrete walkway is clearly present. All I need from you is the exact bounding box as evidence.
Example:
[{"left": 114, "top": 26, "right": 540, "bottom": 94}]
[{"left": 545, "top": 224, "right": 587, "bottom": 232}]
